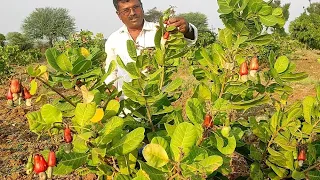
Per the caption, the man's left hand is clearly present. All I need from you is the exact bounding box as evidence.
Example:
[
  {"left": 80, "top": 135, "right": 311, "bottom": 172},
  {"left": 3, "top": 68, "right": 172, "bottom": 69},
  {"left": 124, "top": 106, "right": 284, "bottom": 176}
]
[{"left": 167, "top": 17, "right": 190, "bottom": 34}]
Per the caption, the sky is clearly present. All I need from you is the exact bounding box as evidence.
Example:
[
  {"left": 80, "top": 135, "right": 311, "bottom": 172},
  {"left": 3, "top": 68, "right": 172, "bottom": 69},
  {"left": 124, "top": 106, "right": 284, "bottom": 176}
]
[{"left": 0, "top": 0, "right": 316, "bottom": 39}]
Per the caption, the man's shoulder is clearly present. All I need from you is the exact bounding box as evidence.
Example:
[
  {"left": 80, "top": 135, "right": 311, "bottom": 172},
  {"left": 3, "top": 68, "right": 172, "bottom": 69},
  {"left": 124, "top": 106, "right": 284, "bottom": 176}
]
[{"left": 106, "top": 27, "right": 125, "bottom": 43}]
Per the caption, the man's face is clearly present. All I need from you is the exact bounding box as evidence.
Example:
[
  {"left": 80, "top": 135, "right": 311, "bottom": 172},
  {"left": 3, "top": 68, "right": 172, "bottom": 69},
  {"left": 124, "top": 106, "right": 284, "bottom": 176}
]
[{"left": 117, "top": 0, "right": 144, "bottom": 29}]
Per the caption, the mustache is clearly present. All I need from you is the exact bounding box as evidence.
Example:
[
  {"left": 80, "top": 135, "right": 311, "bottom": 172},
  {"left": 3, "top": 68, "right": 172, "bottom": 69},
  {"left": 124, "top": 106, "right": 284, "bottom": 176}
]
[{"left": 128, "top": 15, "right": 139, "bottom": 20}]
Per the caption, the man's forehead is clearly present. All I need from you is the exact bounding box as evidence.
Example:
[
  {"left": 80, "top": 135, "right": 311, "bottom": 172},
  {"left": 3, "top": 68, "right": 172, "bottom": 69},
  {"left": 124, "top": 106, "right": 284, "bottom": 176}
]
[{"left": 118, "top": 0, "right": 140, "bottom": 9}]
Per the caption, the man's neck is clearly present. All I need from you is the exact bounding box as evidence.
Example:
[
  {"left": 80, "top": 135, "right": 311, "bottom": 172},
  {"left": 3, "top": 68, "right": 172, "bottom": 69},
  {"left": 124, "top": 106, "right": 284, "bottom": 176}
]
[{"left": 127, "top": 21, "right": 144, "bottom": 41}]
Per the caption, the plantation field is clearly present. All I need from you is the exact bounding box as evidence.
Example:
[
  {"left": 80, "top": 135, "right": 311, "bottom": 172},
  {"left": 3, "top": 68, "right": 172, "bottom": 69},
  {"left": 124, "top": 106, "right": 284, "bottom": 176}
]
[
  {"left": 0, "top": 49, "right": 319, "bottom": 180},
  {"left": 2, "top": 1, "right": 320, "bottom": 179}
]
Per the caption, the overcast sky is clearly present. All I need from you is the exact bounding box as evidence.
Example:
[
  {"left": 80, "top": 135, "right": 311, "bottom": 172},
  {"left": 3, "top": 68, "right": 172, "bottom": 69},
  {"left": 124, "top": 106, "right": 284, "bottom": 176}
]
[{"left": 0, "top": 0, "right": 316, "bottom": 38}]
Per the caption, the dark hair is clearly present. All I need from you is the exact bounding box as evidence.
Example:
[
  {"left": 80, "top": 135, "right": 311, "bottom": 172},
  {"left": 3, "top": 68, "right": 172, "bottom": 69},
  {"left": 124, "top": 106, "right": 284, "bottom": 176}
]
[{"left": 113, "top": 0, "right": 142, "bottom": 10}]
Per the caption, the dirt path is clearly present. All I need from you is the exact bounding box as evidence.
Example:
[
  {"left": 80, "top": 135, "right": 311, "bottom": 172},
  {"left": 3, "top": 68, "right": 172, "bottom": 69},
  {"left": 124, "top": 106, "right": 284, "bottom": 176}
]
[{"left": 289, "top": 49, "right": 320, "bottom": 103}]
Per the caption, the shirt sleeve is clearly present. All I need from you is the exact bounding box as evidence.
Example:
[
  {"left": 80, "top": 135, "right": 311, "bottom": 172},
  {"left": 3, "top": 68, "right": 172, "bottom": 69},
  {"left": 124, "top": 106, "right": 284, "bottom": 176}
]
[
  {"left": 104, "top": 38, "right": 118, "bottom": 87},
  {"left": 185, "top": 23, "right": 198, "bottom": 45}
]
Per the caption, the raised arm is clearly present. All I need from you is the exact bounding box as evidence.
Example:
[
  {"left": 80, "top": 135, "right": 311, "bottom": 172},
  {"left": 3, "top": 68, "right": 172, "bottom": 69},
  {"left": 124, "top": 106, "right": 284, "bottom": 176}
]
[{"left": 167, "top": 17, "right": 198, "bottom": 44}]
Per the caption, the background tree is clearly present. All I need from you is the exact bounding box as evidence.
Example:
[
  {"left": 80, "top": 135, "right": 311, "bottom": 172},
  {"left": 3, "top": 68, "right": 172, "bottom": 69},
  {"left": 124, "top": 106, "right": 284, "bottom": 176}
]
[
  {"left": 289, "top": 2, "right": 320, "bottom": 49},
  {"left": 307, "top": 2, "right": 320, "bottom": 15},
  {"left": 6, "top": 32, "right": 33, "bottom": 50},
  {"left": 144, "top": 7, "right": 163, "bottom": 23},
  {"left": 0, "top": 33, "right": 5, "bottom": 47},
  {"left": 178, "top": 12, "right": 210, "bottom": 32},
  {"left": 22, "top": 7, "right": 76, "bottom": 47},
  {"left": 178, "top": 12, "right": 215, "bottom": 47}
]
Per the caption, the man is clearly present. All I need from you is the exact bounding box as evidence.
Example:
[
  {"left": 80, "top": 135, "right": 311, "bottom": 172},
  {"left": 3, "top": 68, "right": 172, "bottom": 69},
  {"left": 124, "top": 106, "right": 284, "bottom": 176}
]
[{"left": 105, "top": 0, "right": 198, "bottom": 94}]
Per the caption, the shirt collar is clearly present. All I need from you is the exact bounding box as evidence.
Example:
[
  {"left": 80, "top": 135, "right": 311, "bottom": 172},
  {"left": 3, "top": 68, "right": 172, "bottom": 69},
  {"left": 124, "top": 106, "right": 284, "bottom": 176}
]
[{"left": 119, "top": 20, "right": 153, "bottom": 34}]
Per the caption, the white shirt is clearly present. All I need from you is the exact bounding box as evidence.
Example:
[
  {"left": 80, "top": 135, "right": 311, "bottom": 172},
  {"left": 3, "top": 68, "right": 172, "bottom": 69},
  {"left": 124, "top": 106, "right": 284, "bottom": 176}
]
[{"left": 104, "top": 20, "right": 198, "bottom": 92}]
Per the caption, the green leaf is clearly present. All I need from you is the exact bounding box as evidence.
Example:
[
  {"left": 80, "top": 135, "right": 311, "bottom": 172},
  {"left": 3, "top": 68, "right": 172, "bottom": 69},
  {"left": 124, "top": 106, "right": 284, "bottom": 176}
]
[
  {"left": 104, "top": 99, "right": 120, "bottom": 119},
  {"left": 41, "top": 104, "right": 62, "bottom": 125},
  {"left": 96, "top": 116, "right": 124, "bottom": 146},
  {"left": 114, "top": 174, "right": 131, "bottom": 180},
  {"left": 217, "top": 0, "right": 234, "bottom": 14},
  {"left": 26, "top": 111, "right": 46, "bottom": 134},
  {"left": 218, "top": 28, "right": 233, "bottom": 49},
  {"left": 108, "top": 127, "right": 145, "bottom": 155},
  {"left": 270, "top": 111, "right": 280, "bottom": 132},
  {"left": 292, "top": 170, "right": 306, "bottom": 180},
  {"left": 166, "top": 25, "right": 176, "bottom": 31},
  {"left": 127, "top": 40, "right": 137, "bottom": 60},
  {"left": 307, "top": 143, "right": 317, "bottom": 165},
  {"left": 268, "top": 172, "right": 281, "bottom": 180},
  {"left": 73, "top": 132, "right": 92, "bottom": 153},
  {"left": 138, "top": 161, "right": 166, "bottom": 180},
  {"left": 316, "top": 84, "right": 320, "bottom": 101},
  {"left": 225, "top": 83, "right": 248, "bottom": 95},
  {"left": 231, "top": 95, "right": 270, "bottom": 110},
  {"left": 234, "top": 36, "right": 248, "bottom": 48},
  {"left": 142, "top": 144, "right": 169, "bottom": 167},
  {"left": 183, "top": 146, "right": 208, "bottom": 164},
  {"left": 118, "top": 150, "right": 138, "bottom": 175},
  {"left": 266, "top": 160, "right": 288, "bottom": 178},
  {"left": 280, "top": 72, "right": 308, "bottom": 82},
  {"left": 274, "top": 56, "right": 289, "bottom": 74},
  {"left": 303, "top": 96, "right": 315, "bottom": 124},
  {"left": 122, "top": 82, "right": 145, "bottom": 105},
  {"left": 247, "top": 34, "right": 272, "bottom": 46},
  {"left": 155, "top": 48, "right": 164, "bottom": 66},
  {"left": 238, "top": 0, "right": 249, "bottom": 12},
  {"left": 163, "top": 78, "right": 183, "bottom": 93},
  {"left": 72, "top": 60, "right": 92, "bottom": 75},
  {"left": 270, "top": 68, "right": 284, "bottom": 85},
  {"left": 235, "top": 54, "right": 246, "bottom": 65},
  {"left": 33, "top": 65, "right": 47, "bottom": 76},
  {"left": 148, "top": 67, "right": 163, "bottom": 82},
  {"left": 259, "top": 15, "right": 285, "bottom": 27},
  {"left": 273, "top": 134, "right": 296, "bottom": 151},
  {"left": 302, "top": 122, "right": 313, "bottom": 134},
  {"left": 45, "top": 48, "right": 61, "bottom": 71},
  {"left": 53, "top": 152, "right": 88, "bottom": 175},
  {"left": 170, "top": 122, "right": 198, "bottom": 161},
  {"left": 250, "top": 162, "right": 264, "bottom": 180},
  {"left": 91, "top": 148, "right": 106, "bottom": 165},
  {"left": 198, "top": 155, "right": 223, "bottom": 174},
  {"left": 106, "top": 60, "right": 116, "bottom": 77},
  {"left": 126, "top": 62, "right": 140, "bottom": 79},
  {"left": 272, "top": 8, "right": 283, "bottom": 16},
  {"left": 284, "top": 151, "right": 294, "bottom": 171},
  {"left": 308, "top": 171, "right": 320, "bottom": 180},
  {"left": 213, "top": 98, "right": 231, "bottom": 111},
  {"left": 185, "top": 98, "right": 205, "bottom": 125},
  {"left": 164, "top": 123, "right": 176, "bottom": 137},
  {"left": 56, "top": 53, "right": 73, "bottom": 72},
  {"left": 30, "top": 79, "right": 38, "bottom": 95},
  {"left": 73, "top": 103, "right": 96, "bottom": 128},
  {"left": 259, "top": 5, "right": 272, "bottom": 16},
  {"left": 151, "top": 137, "right": 169, "bottom": 151},
  {"left": 78, "top": 68, "right": 102, "bottom": 79},
  {"left": 154, "top": 29, "right": 162, "bottom": 49},
  {"left": 192, "top": 83, "right": 211, "bottom": 100},
  {"left": 62, "top": 80, "right": 75, "bottom": 89},
  {"left": 215, "top": 133, "right": 236, "bottom": 155},
  {"left": 282, "top": 108, "right": 302, "bottom": 127},
  {"left": 116, "top": 55, "right": 127, "bottom": 70}
]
